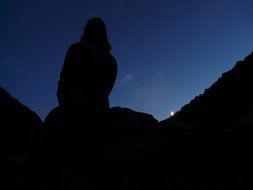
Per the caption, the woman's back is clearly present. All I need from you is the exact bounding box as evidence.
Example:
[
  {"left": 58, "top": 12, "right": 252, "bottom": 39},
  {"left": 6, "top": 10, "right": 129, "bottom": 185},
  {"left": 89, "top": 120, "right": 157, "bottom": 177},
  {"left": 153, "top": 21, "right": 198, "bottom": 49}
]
[{"left": 57, "top": 18, "right": 117, "bottom": 110}]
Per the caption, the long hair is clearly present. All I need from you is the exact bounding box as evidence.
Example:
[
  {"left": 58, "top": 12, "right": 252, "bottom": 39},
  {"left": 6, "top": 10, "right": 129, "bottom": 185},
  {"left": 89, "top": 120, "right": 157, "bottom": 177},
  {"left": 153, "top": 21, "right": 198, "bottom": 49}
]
[{"left": 80, "top": 17, "right": 112, "bottom": 52}]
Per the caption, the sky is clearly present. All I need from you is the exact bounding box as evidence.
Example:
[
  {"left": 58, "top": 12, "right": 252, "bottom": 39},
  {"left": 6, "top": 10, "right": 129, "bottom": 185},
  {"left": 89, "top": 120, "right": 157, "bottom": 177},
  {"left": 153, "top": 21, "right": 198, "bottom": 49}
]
[{"left": 1, "top": 0, "right": 253, "bottom": 121}]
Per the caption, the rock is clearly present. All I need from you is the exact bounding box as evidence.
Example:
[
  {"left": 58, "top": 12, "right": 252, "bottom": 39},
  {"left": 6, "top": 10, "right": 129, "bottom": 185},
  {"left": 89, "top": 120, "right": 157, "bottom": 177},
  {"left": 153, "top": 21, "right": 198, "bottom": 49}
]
[
  {"left": 37, "top": 105, "right": 161, "bottom": 189},
  {"left": 42, "top": 106, "right": 159, "bottom": 162},
  {"left": 0, "top": 87, "right": 42, "bottom": 162},
  {"left": 0, "top": 87, "right": 42, "bottom": 189},
  {"left": 157, "top": 52, "right": 253, "bottom": 183},
  {"left": 160, "top": 52, "right": 253, "bottom": 130}
]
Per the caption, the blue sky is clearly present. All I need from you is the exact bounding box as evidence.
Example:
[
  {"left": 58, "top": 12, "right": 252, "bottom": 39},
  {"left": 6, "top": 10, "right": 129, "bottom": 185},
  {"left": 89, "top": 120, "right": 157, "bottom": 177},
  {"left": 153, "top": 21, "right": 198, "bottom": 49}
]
[{"left": 1, "top": 0, "right": 253, "bottom": 121}]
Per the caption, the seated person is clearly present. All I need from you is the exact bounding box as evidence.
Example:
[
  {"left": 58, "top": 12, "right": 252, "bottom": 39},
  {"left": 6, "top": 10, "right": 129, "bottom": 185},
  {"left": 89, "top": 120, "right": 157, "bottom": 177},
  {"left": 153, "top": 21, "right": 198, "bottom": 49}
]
[{"left": 57, "top": 18, "right": 117, "bottom": 111}]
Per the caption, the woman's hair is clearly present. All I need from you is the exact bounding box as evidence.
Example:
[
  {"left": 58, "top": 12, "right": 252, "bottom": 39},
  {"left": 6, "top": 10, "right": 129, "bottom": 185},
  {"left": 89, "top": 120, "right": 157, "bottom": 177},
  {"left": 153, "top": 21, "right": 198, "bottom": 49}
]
[{"left": 80, "top": 17, "right": 112, "bottom": 52}]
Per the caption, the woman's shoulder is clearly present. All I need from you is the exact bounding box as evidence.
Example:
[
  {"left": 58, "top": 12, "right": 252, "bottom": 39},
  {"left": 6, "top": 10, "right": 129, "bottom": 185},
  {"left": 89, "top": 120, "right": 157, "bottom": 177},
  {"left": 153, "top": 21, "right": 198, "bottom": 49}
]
[
  {"left": 66, "top": 43, "right": 84, "bottom": 56},
  {"left": 68, "top": 42, "right": 82, "bottom": 50},
  {"left": 107, "top": 53, "right": 117, "bottom": 63}
]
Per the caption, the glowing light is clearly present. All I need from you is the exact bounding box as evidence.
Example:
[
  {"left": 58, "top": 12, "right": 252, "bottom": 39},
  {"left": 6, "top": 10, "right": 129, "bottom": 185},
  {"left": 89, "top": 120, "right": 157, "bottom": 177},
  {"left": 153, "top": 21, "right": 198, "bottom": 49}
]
[{"left": 170, "top": 111, "right": 175, "bottom": 116}]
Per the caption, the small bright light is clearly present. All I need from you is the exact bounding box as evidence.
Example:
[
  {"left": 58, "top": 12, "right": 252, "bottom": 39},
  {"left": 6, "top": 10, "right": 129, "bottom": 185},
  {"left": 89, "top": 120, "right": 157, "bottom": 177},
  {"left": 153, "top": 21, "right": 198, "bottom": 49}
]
[{"left": 170, "top": 111, "right": 175, "bottom": 116}]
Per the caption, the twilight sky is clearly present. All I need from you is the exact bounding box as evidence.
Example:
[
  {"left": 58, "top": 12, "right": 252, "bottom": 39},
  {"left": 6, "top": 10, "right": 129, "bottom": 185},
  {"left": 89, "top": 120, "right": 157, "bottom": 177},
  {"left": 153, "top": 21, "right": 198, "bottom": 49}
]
[{"left": 1, "top": 0, "right": 253, "bottom": 121}]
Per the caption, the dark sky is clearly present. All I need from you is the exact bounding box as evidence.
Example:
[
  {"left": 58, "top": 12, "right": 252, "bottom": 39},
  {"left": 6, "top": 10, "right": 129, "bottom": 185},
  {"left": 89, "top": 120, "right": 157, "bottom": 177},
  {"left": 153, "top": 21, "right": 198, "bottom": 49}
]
[{"left": 1, "top": 0, "right": 253, "bottom": 121}]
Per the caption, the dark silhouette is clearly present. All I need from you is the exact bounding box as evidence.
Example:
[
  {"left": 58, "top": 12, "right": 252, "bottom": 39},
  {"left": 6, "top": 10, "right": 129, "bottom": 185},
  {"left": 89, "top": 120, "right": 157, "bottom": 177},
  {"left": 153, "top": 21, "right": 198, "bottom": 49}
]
[
  {"left": 57, "top": 17, "right": 117, "bottom": 111},
  {"left": 2, "top": 17, "right": 253, "bottom": 189},
  {"left": 43, "top": 18, "right": 157, "bottom": 164},
  {"left": 0, "top": 87, "right": 42, "bottom": 161},
  {"left": 0, "top": 87, "right": 42, "bottom": 190},
  {"left": 160, "top": 52, "right": 253, "bottom": 129}
]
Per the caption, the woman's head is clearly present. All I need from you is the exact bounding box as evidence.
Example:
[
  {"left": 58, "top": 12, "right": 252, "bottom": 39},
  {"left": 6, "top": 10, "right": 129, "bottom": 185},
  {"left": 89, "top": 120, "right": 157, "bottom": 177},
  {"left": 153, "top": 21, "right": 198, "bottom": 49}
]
[{"left": 80, "top": 17, "right": 111, "bottom": 52}]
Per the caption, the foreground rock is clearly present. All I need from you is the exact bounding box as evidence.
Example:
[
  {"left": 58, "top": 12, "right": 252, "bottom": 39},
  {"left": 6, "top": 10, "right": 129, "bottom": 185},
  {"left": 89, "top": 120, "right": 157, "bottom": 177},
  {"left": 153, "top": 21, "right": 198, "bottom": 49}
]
[
  {"left": 42, "top": 105, "right": 159, "bottom": 161},
  {"left": 33, "top": 105, "right": 161, "bottom": 189}
]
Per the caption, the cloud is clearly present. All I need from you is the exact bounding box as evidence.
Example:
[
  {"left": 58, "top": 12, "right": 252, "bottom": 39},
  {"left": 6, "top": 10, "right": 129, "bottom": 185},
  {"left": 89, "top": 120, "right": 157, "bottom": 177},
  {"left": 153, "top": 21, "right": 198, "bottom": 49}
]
[
  {"left": 120, "top": 73, "right": 133, "bottom": 84},
  {"left": 13, "top": 68, "right": 26, "bottom": 78}
]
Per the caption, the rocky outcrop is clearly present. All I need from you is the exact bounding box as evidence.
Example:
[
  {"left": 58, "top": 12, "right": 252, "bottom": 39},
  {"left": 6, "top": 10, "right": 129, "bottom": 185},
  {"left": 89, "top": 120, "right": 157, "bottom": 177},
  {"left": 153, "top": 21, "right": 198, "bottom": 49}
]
[
  {"left": 42, "top": 105, "right": 159, "bottom": 161},
  {"left": 155, "top": 52, "right": 253, "bottom": 189},
  {"left": 160, "top": 52, "right": 253, "bottom": 130},
  {"left": 34, "top": 105, "right": 160, "bottom": 189},
  {"left": 0, "top": 87, "right": 42, "bottom": 189},
  {"left": 0, "top": 87, "right": 42, "bottom": 162}
]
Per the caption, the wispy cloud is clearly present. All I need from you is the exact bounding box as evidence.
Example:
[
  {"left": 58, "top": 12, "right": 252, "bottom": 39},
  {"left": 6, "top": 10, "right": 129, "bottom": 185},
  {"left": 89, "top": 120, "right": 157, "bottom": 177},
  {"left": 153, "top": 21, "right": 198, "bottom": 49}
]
[
  {"left": 13, "top": 67, "right": 26, "bottom": 78},
  {"left": 120, "top": 73, "right": 133, "bottom": 84}
]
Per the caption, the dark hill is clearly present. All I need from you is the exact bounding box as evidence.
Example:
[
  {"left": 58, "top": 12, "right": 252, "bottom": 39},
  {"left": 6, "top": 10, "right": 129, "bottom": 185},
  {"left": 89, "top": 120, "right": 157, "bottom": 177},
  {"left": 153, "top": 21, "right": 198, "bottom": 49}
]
[
  {"left": 160, "top": 52, "right": 253, "bottom": 129},
  {"left": 0, "top": 87, "right": 42, "bottom": 189},
  {"left": 0, "top": 87, "right": 42, "bottom": 160},
  {"left": 154, "top": 52, "right": 253, "bottom": 189}
]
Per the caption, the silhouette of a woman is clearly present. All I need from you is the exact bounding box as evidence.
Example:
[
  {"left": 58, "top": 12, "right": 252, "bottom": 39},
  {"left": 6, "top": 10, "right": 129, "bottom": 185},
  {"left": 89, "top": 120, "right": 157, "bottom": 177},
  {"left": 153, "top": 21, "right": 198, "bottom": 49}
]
[{"left": 57, "top": 18, "right": 117, "bottom": 111}]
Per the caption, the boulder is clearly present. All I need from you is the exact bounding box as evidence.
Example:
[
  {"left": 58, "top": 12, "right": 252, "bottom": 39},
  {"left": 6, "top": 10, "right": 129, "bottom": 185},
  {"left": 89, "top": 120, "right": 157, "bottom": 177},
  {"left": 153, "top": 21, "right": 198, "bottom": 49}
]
[{"left": 42, "top": 106, "right": 159, "bottom": 162}]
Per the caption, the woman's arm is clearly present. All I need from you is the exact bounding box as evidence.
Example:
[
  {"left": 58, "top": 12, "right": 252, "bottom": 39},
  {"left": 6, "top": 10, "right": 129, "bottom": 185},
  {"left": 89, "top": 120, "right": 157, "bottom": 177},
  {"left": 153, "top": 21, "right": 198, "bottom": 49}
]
[
  {"left": 57, "top": 43, "right": 81, "bottom": 105},
  {"left": 105, "top": 54, "right": 118, "bottom": 97}
]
